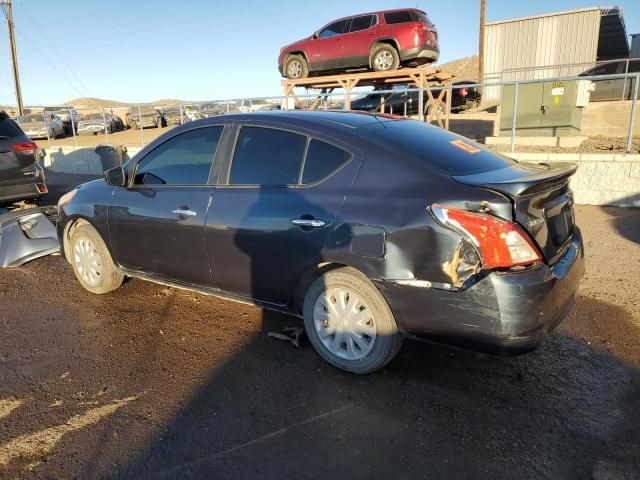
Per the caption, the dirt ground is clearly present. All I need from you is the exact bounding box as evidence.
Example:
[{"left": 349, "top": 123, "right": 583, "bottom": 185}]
[
  {"left": 34, "top": 126, "right": 167, "bottom": 149},
  {"left": 0, "top": 173, "right": 639, "bottom": 479},
  {"left": 488, "top": 136, "right": 640, "bottom": 154}
]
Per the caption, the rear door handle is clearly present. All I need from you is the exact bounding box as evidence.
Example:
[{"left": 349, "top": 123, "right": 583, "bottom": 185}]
[
  {"left": 291, "top": 218, "right": 326, "bottom": 228},
  {"left": 172, "top": 208, "right": 197, "bottom": 217}
]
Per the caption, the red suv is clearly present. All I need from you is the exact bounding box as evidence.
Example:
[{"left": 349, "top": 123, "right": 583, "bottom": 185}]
[{"left": 278, "top": 9, "right": 439, "bottom": 79}]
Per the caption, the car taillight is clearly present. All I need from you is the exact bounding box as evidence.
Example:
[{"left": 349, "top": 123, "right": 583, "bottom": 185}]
[
  {"left": 12, "top": 141, "right": 37, "bottom": 155},
  {"left": 430, "top": 204, "right": 542, "bottom": 269},
  {"left": 459, "top": 87, "right": 468, "bottom": 97}
]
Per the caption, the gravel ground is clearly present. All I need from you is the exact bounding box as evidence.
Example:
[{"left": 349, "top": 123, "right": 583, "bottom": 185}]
[
  {"left": 0, "top": 176, "right": 639, "bottom": 479},
  {"left": 488, "top": 136, "right": 640, "bottom": 154}
]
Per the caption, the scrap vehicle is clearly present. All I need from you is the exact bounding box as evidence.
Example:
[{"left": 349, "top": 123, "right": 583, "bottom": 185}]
[
  {"left": 127, "top": 106, "right": 162, "bottom": 129},
  {"left": 278, "top": 8, "right": 439, "bottom": 79},
  {"left": 350, "top": 81, "right": 481, "bottom": 115},
  {"left": 0, "top": 110, "right": 58, "bottom": 268},
  {"left": 160, "top": 106, "right": 184, "bottom": 126},
  {"left": 238, "top": 99, "right": 281, "bottom": 113},
  {"left": 17, "top": 113, "right": 65, "bottom": 139},
  {"left": 77, "top": 113, "right": 117, "bottom": 135},
  {"left": 43, "top": 106, "right": 79, "bottom": 135},
  {"left": 579, "top": 58, "right": 640, "bottom": 101},
  {"left": 183, "top": 104, "right": 202, "bottom": 121},
  {"left": 57, "top": 111, "right": 584, "bottom": 374},
  {"left": 108, "top": 113, "right": 125, "bottom": 131},
  {"left": 199, "top": 103, "right": 225, "bottom": 118}
]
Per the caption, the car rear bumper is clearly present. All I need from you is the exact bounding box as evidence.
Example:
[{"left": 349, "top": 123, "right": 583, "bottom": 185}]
[
  {"left": 399, "top": 46, "right": 440, "bottom": 64},
  {"left": 0, "top": 165, "right": 47, "bottom": 204},
  {"left": 375, "top": 228, "right": 585, "bottom": 355}
]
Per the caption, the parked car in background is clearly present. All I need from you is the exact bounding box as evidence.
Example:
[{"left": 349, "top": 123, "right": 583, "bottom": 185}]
[
  {"left": 579, "top": 59, "right": 640, "bottom": 101},
  {"left": 43, "top": 106, "right": 79, "bottom": 135},
  {"left": 109, "top": 113, "right": 125, "bottom": 131},
  {"left": 127, "top": 106, "right": 162, "bottom": 129},
  {"left": 0, "top": 111, "right": 47, "bottom": 205},
  {"left": 200, "top": 103, "right": 225, "bottom": 118},
  {"left": 351, "top": 81, "right": 481, "bottom": 115},
  {"left": 57, "top": 111, "right": 583, "bottom": 374},
  {"left": 238, "top": 99, "right": 281, "bottom": 113},
  {"left": 160, "top": 107, "right": 183, "bottom": 126},
  {"left": 183, "top": 105, "right": 202, "bottom": 122},
  {"left": 77, "top": 113, "right": 117, "bottom": 135},
  {"left": 17, "top": 113, "right": 65, "bottom": 139},
  {"left": 279, "top": 9, "right": 439, "bottom": 79}
]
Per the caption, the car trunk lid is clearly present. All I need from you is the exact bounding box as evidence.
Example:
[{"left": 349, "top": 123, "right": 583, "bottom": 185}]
[{"left": 453, "top": 162, "right": 578, "bottom": 264}]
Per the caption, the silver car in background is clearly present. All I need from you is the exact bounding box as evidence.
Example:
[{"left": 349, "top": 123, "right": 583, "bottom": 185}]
[{"left": 17, "top": 113, "right": 65, "bottom": 139}]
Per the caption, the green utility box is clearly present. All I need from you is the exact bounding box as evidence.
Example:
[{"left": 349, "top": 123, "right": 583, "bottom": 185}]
[{"left": 500, "top": 80, "right": 594, "bottom": 136}]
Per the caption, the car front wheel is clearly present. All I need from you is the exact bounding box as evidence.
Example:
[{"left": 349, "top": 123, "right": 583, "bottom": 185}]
[
  {"left": 69, "top": 224, "right": 124, "bottom": 294},
  {"left": 303, "top": 267, "right": 403, "bottom": 374},
  {"left": 371, "top": 44, "right": 400, "bottom": 72},
  {"left": 285, "top": 55, "right": 309, "bottom": 79}
]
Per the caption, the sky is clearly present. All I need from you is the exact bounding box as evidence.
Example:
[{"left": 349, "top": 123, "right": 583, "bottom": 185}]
[{"left": 1, "top": 0, "right": 639, "bottom": 106}]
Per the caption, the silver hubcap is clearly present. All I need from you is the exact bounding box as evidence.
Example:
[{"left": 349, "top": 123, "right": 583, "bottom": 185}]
[
  {"left": 313, "top": 287, "right": 376, "bottom": 361},
  {"left": 73, "top": 236, "right": 102, "bottom": 287},
  {"left": 288, "top": 60, "right": 303, "bottom": 78},
  {"left": 374, "top": 50, "right": 394, "bottom": 70}
]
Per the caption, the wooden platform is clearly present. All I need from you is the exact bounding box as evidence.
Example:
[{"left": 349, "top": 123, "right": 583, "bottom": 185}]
[{"left": 281, "top": 66, "right": 455, "bottom": 129}]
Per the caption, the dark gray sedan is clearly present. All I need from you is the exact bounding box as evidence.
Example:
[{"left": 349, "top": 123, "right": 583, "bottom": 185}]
[{"left": 56, "top": 111, "right": 584, "bottom": 373}]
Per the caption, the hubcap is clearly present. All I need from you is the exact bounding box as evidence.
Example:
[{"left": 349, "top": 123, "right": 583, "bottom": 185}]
[
  {"left": 288, "top": 60, "right": 303, "bottom": 78},
  {"left": 313, "top": 287, "right": 376, "bottom": 361},
  {"left": 374, "top": 50, "right": 394, "bottom": 70},
  {"left": 73, "top": 236, "right": 102, "bottom": 287}
]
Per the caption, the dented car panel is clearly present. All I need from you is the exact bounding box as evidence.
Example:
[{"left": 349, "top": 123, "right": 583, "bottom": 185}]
[{"left": 0, "top": 206, "right": 59, "bottom": 268}]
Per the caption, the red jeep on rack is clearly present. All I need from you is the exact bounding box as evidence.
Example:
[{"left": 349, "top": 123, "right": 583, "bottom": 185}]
[{"left": 278, "top": 9, "right": 439, "bottom": 79}]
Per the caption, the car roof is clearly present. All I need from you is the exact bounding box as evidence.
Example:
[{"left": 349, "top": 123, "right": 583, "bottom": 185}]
[
  {"left": 208, "top": 110, "right": 401, "bottom": 129},
  {"left": 328, "top": 8, "right": 425, "bottom": 23}
]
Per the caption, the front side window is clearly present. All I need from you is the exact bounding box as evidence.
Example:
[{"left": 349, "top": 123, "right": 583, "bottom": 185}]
[
  {"left": 587, "top": 62, "right": 622, "bottom": 76},
  {"left": 134, "top": 126, "right": 222, "bottom": 186},
  {"left": 384, "top": 11, "right": 414, "bottom": 24},
  {"left": 349, "top": 15, "right": 375, "bottom": 33},
  {"left": 229, "top": 127, "right": 307, "bottom": 185},
  {"left": 302, "top": 140, "right": 351, "bottom": 184},
  {"left": 319, "top": 19, "right": 349, "bottom": 38}
]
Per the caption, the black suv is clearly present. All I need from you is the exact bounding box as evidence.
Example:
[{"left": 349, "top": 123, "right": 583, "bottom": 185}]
[
  {"left": 0, "top": 111, "right": 47, "bottom": 206},
  {"left": 57, "top": 111, "right": 584, "bottom": 374}
]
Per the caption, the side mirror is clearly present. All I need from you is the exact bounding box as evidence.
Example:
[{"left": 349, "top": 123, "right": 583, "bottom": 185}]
[
  {"left": 312, "top": 31, "right": 319, "bottom": 39},
  {"left": 104, "top": 166, "right": 127, "bottom": 187}
]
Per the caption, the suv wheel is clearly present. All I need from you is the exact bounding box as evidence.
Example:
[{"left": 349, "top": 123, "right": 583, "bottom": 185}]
[
  {"left": 303, "top": 267, "right": 403, "bottom": 374},
  {"left": 285, "top": 55, "right": 309, "bottom": 79},
  {"left": 371, "top": 44, "right": 400, "bottom": 72},
  {"left": 69, "top": 224, "right": 124, "bottom": 294}
]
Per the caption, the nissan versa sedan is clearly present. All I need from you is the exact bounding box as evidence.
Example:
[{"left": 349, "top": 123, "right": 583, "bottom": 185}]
[{"left": 57, "top": 111, "right": 584, "bottom": 374}]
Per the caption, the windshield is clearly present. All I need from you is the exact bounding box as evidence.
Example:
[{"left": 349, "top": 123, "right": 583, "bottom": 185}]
[{"left": 360, "top": 119, "right": 517, "bottom": 176}]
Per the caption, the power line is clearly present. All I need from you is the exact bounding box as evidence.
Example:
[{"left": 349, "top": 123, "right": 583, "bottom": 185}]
[{"left": 18, "top": 1, "right": 91, "bottom": 97}]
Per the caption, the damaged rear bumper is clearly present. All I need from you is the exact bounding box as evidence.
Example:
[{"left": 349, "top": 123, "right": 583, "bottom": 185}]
[
  {"left": 375, "top": 228, "right": 585, "bottom": 355},
  {"left": 0, "top": 206, "right": 60, "bottom": 268}
]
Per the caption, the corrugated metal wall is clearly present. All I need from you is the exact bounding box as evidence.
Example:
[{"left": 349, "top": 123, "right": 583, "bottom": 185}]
[{"left": 483, "top": 8, "right": 601, "bottom": 102}]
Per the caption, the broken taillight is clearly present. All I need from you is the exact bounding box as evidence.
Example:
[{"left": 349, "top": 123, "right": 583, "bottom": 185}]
[
  {"left": 430, "top": 204, "right": 542, "bottom": 269},
  {"left": 458, "top": 87, "right": 468, "bottom": 97},
  {"left": 12, "top": 141, "right": 37, "bottom": 155}
]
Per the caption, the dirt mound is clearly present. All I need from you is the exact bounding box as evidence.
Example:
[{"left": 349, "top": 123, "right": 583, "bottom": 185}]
[{"left": 437, "top": 55, "right": 479, "bottom": 81}]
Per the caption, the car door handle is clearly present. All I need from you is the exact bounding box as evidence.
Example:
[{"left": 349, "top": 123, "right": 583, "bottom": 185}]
[
  {"left": 172, "top": 208, "right": 197, "bottom": 217},
  {"left": 291, "top": 218, "right": 326, "bottom": 228}
]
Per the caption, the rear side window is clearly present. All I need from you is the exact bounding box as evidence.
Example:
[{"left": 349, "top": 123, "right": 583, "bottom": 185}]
[
  {"left": 349, "top": 15, "right": 375, "bottom": 32},
  {"left": 411, "top": 11, "right": 430, "bottom": 24},
  {"left": 302, "top": 140, "right": 351, "bottom": 184},
  {"left": 134, "top": 126, "right": 222, "bottom": 185},
  {"left": 0, "top": 112, "right": 23, "bottom": 138},
  {"left": 586, "top": 62, "right": 622, "bottom": 76},
  {"left": 363, "top": 120, "right": 516, "bottom": 176},
  {"left": 319, "top": 19, "right": 349, "bottom": 38},
  {"left": 384, "top": 11, "right": 414, "bottom": 24},
  {"left": 230, "top": 127, "right": 307, "bottom": 185}
]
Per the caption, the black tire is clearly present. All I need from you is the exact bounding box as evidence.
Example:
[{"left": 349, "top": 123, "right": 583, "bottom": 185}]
[
  {"left": 285, "top": 54, "right": 309, "bottom": 79},
  {"left": 68, "top": 224, "right": 124, "bottom": 295},
  {"left": 303, "top": 267, "right": 403, "bottom": 374},
  {"left": 371, "top": 44, "right": 400, "bottom": 72}
]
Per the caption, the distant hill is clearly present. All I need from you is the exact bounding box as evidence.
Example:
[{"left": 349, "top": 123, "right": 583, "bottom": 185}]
[
  {"left": 65, "top": 97, "right": 129, "bottom": 107},
  {"left": 437, "top": 55, "right": 479, "bottom": 81}
]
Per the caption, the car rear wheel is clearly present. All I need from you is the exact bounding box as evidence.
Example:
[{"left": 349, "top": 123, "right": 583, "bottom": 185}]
[
  {"left": 69, "top": 224, "right": 124, "bottom": 294},
  {"left": 371, "top": 44, "right": 400, "bottom": 72},
  {"left": 303, "top": 267, "right": 403, "bottom": 374},
  {"left": 285, "top": 55, "right": 309, "bottom": 79}
]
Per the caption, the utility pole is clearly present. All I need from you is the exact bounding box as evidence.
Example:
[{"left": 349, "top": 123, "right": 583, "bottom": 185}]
[
  {"left": 2, "top": 0, "right": 24, "bottom": 115},
  {"left": 478, "top": 0, "right": 486, "bottom": 85}
]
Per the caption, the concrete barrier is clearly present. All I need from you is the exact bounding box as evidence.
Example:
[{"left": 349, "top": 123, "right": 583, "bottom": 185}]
[
  {"left": 42, "top": 146, "right": 142, "bottom": 175},
  {"left": 506, "top": 152, "right": 640, "bottom": 207}
]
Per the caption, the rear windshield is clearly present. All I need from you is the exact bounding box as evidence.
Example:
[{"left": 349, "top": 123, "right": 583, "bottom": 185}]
[
  {"left": 0, "top": 112, "right": 24, "bottom": 138},
  {"left": 411, "top": 11, "right": 430, "bottom": 24},
  {"left": 360, "top": 120, "right": 516, "bottom": 176}
]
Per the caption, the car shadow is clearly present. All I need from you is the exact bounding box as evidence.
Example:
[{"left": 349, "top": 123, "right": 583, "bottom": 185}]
[
  {"left": 600, "top": 195, "right": 640, "bottom": 245},
  {"left": 108, "top": 293, "right": 640, "bottom": 480}
]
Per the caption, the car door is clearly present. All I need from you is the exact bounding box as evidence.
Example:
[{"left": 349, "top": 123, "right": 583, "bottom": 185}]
[
  {"left": 341, "top": 14, "right": 377, "bottom": 67},
  {"left": 108, "top": 125, "right": 224, "bottom": 285},
  {"left": 586, "top": 61, "right": 624, "bottom": 101},
  {"left": 306, "top": 19, "right": 349, "bottom": 70},
  {"left": 205, "top": 124, "right": 359, "bottom": 305}
]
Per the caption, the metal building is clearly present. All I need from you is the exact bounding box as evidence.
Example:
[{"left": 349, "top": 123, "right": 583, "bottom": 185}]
[{"left": 483, "top": 7, "right": 629, "bottom": 102}]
